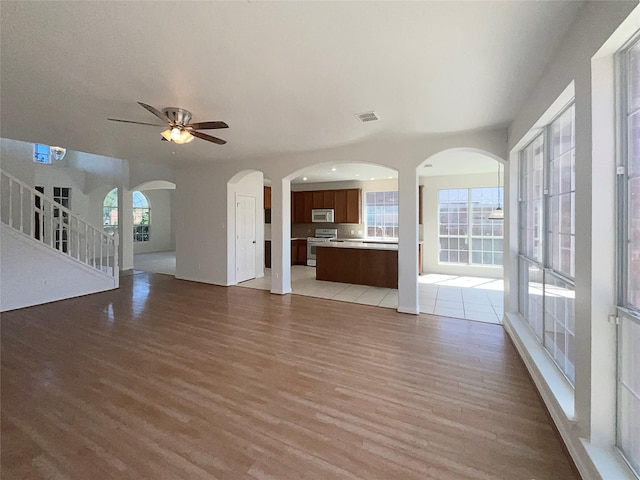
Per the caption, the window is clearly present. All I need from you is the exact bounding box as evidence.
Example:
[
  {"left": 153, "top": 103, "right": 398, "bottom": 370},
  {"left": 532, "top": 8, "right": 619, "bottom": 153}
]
[
  {"left": 617, "top": 35, "right": 640, "bottom": 476},
  {"left": 33, "top": 144, "right": 51, "bottom": 164},
  {"left": 518, "top": 104, "right": 576, "bottom": 385},
  {"left": 103, "top": 189, "right": 118, "bottom": 229},
  {"left": 53, "top": 187, "right": 70, "bottom": 253},
  {"left": 365, "top": 191, "right": 398, "bottom": 239},
  {"left": 132, "top": 191, "right": 150, "bottom": 242},
  {"left": 102, "top": 189, "right": 150, "bottom": 242},
  {"left": 438, "top": 187, "right": 504, "bottom": 266}
]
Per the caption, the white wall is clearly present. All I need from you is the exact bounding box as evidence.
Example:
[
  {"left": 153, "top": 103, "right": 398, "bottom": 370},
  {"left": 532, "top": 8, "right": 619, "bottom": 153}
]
[
  {"left": 175, "top": 166, "right": 230, "bottom": 285},
  {"left": 0, "top": 224, "right": 117, "bottom": 312},
  {"left": 133, "top": 189, "right": 175, "bottom": 254},
  {"left": 420, "top": 171, "right": 503, "bottom": 278}
]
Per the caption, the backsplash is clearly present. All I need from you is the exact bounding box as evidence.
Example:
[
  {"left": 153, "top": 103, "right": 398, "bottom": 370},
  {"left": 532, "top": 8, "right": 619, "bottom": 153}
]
[{"left": 291, "top": 223, "right": 364, "bottom": 239}]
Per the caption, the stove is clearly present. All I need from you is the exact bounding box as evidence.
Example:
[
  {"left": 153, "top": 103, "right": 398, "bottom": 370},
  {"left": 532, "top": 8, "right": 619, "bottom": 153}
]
[{"left": 306, "top": 228, "right": 338, "bottom": 266}]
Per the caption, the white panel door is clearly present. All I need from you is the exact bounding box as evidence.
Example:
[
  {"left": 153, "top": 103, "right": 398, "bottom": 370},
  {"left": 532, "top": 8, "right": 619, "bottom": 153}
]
[{"left": 235, "top": 194, "right": 256, "bottom": 283}]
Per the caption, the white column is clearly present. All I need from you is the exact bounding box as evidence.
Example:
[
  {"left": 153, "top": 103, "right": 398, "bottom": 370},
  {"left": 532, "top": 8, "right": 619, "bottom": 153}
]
[
  {"left": 397, "top": 166, "right": 419, "bottom": 314},
  {"left": 270, "top": 177, "right": 291, "bottom": 294},
  {"left": 117, "top": 186, "right": 134, "bottom": 271}
]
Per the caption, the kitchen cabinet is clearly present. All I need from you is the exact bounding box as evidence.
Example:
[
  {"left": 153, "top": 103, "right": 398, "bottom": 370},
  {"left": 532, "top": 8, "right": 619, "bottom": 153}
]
[
  {"left": 323, "top": 190, "right": 335, "bottom": 209},
  {"left": 345, "top": 189, "right": 361, "bottom": 223},
  {"left": 312, "top": 191, "right": 324, "bottom": 209},
  {"left": 264, "top": 186, "right": 272, "bottom": 210},
  {"left": 333, "top": 190, "right": 347, "bottom": 223},
  {"left": 303, "top": 192, "right": 313, "bottom": 223},
  {"left": 292, "top": 192, "right": 305, "bottom": 224},
  {"left": 333, "top": 188, "right": 361, "bottom": 224},
  {"left": 291, "top": 239, "right": 308, "bottom": 265},
  {"left": 316, "top": 243, "right": 398, "bottom": 288},
  {"left": 418, "top": 185, "right": 423, "bottom": 225},
  {"left": 291, "top": 188, "right": 361, "bottom": 224},
  {"left": 265, "top": 240, "right": 271, "bottom": 268}
]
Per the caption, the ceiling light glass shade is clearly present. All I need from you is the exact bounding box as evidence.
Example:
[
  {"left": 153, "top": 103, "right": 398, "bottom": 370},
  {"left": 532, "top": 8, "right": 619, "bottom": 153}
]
[
  {"left": 488, "top": 207, "right": 504, "bottom": 220},
  {"left": 50, "top": 146, "right": 66, "bottom": 161},
  {"left": 160, "top": 128, "right": 194, "bottom": 144},
  {"left": 173, "top": 130, "right": 194, "bottom": 144},
  {"left": 170, "top": 127, "right": 182, "bottom": 140}
]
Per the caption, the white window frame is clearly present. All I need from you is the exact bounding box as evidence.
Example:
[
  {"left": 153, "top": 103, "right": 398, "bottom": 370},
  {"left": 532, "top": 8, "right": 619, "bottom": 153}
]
[
  {"left": 132, "top": 190, "right": 150, "bottom": 243},
  {"left": 438, "top": 187, "right": 504, "bottom": 266},
  {"left": 616, "top": 33, "right": 640, "bottom": 477},
  {"left": 518, "top": 102, "right": 577, "bottom": 386},
  {"left": 364, "top": 190, "right": 398, "bottom": 240}
]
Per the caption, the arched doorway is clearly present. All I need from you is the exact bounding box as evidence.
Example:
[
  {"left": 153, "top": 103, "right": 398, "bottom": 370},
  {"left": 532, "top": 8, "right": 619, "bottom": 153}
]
[{"left": 417, "top": 149, "right": 505, "bottom": 323}]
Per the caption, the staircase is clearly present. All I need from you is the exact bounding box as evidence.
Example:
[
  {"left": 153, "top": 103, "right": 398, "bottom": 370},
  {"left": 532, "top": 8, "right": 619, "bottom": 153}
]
[{"left": 1, "top": 169, "right": 119, "bottom": 311}]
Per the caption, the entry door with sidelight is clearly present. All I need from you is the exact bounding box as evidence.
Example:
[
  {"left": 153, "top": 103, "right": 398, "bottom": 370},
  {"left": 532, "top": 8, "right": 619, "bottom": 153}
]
[{"left": 235, "top": 194, "right": 256, "bottom": 283}]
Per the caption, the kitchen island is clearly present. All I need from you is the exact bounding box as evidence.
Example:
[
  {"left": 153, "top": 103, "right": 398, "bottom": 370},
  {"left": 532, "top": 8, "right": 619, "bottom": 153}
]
[{"left": 315, "top": 241, "right": 398, "bottom": 288}]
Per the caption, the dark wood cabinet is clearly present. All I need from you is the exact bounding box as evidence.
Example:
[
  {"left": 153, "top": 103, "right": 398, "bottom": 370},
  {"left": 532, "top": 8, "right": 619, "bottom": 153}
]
[
  {"left": 345, "top": 189, "right": 361, "bottom": 224},
  {"left": 418, "top": 185, "right": 423, "bottom": 225},
  {"left": 291, "top": 239, "right": 307, "bottom": 265},
  {"left": 323, "top": 190, "right": 335, "bottom": 209},
  {"left": 302, "top": 192, "right": 313, "bottom": 223},
  {"left": 333, "top": 189, "right": 347, "bottom": 223},
  {"left": 265, "top": 241, "right": 271, "bottom": 268},
  {"left": 312, "top": 191, "right": 324, "bottom": 209},
  {"left": 316, "top": 246, "right": 398, "bottom": 288},
  {"left": 264, "top": 186, "right": 272, "bottom": 210},
  {"left": 292, "top": 192, "right": 305, "bottom": 224},
  {"left": 291, "top": 188, "right": 361, "bottom": 224}
]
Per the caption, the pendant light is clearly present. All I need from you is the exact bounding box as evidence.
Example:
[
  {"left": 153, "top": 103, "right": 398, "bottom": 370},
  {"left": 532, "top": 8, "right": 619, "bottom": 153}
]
[{"left": 488, "top": 163, "right": 504, "bottom": 220}]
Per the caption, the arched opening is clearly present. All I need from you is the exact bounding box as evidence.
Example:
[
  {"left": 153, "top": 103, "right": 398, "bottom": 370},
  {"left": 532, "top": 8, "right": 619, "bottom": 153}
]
[
  {"left": 239, "top": 162, "right": 402, "bottom": 310},
  {"left": 104, "top": 182, "right": 177, "bottom": 275},
  {"left": 417, "top": 149, "right": 505, "bottom": 323}
]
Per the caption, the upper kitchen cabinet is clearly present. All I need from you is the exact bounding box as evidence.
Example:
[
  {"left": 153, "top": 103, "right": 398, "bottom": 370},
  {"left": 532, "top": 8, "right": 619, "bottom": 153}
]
[
  {"left": 292, "top": 188, "right": 361, "bottom": 224},
  {"left": 334, "top": 189, "right": 361, "bottom": 224},
  {"left": 291, "top": 191, "right": 313, "bottom": 224},
  {"left": 323, "top": 190, "right": 335, "bottom": 209},
  {"left": 264, "top": 186, "right": 272, "bottom": 210},
  {"left": 312, "top": 191, "right": 324, "bottom": 209},
  {"left": 345, "top": 189, "right": 361, "bottom": 224}
]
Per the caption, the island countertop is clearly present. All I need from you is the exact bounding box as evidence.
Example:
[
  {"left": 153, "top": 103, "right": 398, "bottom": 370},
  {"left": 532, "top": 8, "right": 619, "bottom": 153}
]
[{"left": 318, "top": 241, "right": 398, "bottom": 251}]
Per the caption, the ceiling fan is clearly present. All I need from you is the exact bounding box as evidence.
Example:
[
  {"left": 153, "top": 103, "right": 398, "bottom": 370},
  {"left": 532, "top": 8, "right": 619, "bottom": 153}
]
[{"left": 108, "top": 102, "right": 228, "bottom": 145}]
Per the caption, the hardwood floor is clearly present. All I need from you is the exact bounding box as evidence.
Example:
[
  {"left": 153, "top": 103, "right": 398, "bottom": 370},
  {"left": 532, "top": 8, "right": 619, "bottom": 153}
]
[{"left": 1, "top": 272, "right": 578, "bottom": 480}]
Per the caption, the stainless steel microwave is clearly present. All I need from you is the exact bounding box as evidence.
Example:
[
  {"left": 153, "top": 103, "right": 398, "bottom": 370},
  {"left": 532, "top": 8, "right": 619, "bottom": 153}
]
[{"left": 311, "top": 209, "right": 335, "bottom": 223}]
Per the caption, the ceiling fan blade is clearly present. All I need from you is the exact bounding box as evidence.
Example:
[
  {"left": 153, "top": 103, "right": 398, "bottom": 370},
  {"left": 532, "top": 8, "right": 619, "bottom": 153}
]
[
  {"left": 137, "top": 102, "right": 172, "bottom": 125},
  {"left": 185, "top": 121, "right": 229, "bottom": 130},
  {"left": 108, "top": 118, "right": 166, "bottom": 127},
  {"left": 190, "top": 130, "right": 227, "bottom": 145}
]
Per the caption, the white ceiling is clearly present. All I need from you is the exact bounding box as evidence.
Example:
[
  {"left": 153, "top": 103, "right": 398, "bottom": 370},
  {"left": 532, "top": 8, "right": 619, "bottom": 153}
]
[
  {"left": 290, "top": 151, "right": 500, "bottom": 183},
  {"left": 1, "top": 1, "right": 583, "bottom": 169}
]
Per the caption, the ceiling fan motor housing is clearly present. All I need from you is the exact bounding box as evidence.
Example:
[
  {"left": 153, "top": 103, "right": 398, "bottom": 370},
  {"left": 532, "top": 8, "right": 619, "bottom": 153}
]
[{"left": 162, "top": 107, "right": 192, "bottom": 126}]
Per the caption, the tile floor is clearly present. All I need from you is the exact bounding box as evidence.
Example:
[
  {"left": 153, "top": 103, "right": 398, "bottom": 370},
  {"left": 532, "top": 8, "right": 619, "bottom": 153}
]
[
  {"left": 239, "top": 266, "right": 504, "bottom": 324},
  {"left": 131, "top": 252, "right": 504, "bottom": 324}
]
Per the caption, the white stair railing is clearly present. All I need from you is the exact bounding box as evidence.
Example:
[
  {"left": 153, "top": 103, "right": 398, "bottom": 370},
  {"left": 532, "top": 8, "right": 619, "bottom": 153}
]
[{"left": 1, "top": 169, "right": 119, "bottom": 278}]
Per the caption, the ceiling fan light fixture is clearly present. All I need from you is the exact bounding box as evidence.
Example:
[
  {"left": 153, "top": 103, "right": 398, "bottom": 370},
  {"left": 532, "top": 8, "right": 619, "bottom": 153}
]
[
  {"left": 50, "top": 146, "right": 66, "bottom": 161},
  {"left": 170, "top": 127, "right": 182, "bottom": 140},
  {"left": 488, "top": 163, "right": 504, "bottom": 220},
  {"left": 161, "top": 128, "right": 194, "bottom": 144},
  {"left": 174, "top": 130, "right": 194, "bottom": 144},
  {"left": 488, "top": 207, "right": 504, "bottom": 220}
]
